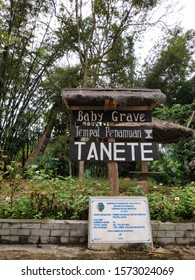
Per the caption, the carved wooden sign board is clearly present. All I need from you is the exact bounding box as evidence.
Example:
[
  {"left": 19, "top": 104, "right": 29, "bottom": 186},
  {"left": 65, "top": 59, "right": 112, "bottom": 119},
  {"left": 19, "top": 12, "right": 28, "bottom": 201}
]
[
  {"left": 70, "top": 141, "right": 157, "bottom": 162},
  {"left": 70, "top": 109, "right": 156, "bottom": 162},
  {"left": 72, "top": 126, "right": 153, "bottom": 139},
  {"left": 72, "top": 110, "right": 152, "bottom": 123}
]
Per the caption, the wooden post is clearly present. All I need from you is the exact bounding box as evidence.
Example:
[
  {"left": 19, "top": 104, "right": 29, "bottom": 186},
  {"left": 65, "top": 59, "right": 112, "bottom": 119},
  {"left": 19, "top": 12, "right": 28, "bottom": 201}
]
[
  {"left": 139, "top": 137, "right": 148, "bottom": 194},
  {"left": 137, "top": 162, "right": 149, "bottom": 194},
  {"left": 79, "top": 160, "right": 85, "bottom": 179},
  {"left": 104, "top": 99, "right": 119, "bottom": 196},
  {"left": 79, "top": 129, "right": 88, "bottom": 178},
  {"left": 108, "top": 162, "right": 119, "bottom": 195},
  {"left": 141, "top": 162, "right": 148, "bottom": 181},
  {"left": 79, "top": 136, "right": 86, "bottom": 179},
  {"left": 108, "top": 138, "right": 119, "bottom": 196}
]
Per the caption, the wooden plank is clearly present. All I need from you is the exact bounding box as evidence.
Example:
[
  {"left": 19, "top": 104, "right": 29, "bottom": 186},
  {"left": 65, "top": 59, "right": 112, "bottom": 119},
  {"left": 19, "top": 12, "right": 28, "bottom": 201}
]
[
  {"left": 116, "top": 106, "right": 151, "bottom": 111},
  {"left": 129, "top": 171, "right": 162, "bottom": 174},
  {"left": 108, "top": 161, "right": 119, "bottom": 196},
  {"left": 72, "top": 110, "right": 152, "bottom": 123},
  {"left": 68, "top": 105, "right": 151, "bottom": 111},
  {"left": 141, "top": 162, "right": 148, "bottom": 181},
  {"left": 107, "top": 100, "right": 119, "bottom": 196},
  {"left": 108, "top": 121, "right": 119, "bottom": 196},
  {"left": 71, "top": 125, "right": 153, "bottom": 139},
  {"left": 69, "top": 106, "right": 105, "bottom": 110},
  {"left": 63, "top": 98, "right": 70, "bottom": 110},
  {"left": 69, "top": 142, "right": 158, "bottom": 162},
  {"left": 148, "top": 101, "right": 159, "bottom": 110},
  {"left": 104, "top": 99, "right": 117, "bottom": 110}
]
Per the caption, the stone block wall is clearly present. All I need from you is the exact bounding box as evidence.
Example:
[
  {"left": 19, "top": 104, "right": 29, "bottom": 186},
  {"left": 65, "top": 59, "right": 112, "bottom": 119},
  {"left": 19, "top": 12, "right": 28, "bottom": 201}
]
[
  {"left": 0, "top": 219, "right": 195, "bottom": 245},
  {"left": 152, "top": 222, "right": 195, "bottom": 245},
  {"left": 0, "top": 219, "right": 88, "bottom": 245}
]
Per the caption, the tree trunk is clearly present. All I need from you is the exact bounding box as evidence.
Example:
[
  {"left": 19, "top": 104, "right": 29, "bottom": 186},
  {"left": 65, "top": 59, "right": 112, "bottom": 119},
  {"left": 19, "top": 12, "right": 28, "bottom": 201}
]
[{"left": 25, "top": 102, "right": 59, "bottom": 167}]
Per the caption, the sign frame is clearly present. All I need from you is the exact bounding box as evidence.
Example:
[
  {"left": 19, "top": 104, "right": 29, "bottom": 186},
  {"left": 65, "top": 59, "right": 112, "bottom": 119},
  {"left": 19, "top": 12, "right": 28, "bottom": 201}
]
[
  {"left": 88, "top": 196, "right": 153, "bottom": 249},
  {"left": 72, "top": 110, "right": 152, "bottom": 123},
  {"left": 72, "top": 125, "right": 153, "bottom": 139},
  {"left": 70, "top": 141, "right": 158, "bottom": 162}
]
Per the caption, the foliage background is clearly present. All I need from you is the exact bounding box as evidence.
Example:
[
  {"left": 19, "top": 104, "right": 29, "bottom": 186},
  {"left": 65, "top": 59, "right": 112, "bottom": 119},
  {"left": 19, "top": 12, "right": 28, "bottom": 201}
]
[
  {"left": 0, "top": 0, "right": 195, "bottom": 192},
  {"left": 1, "top": 169, "right": 195, "bottom": 221}
]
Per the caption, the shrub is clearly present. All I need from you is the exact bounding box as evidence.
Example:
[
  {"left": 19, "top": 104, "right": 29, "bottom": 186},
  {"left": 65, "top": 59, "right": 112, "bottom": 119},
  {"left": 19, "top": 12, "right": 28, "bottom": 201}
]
[
  {"left": 148, "top": 192, "right": 177, "bottom": 222},
  {"left": 1, "top": 170, "right": 195, "bottom": 221},
  {"left": 171, "top": 186, "right": 195, "bottom": 221},
  {"left": 0, "top": 175, "right": 111, "bottom": 219}
]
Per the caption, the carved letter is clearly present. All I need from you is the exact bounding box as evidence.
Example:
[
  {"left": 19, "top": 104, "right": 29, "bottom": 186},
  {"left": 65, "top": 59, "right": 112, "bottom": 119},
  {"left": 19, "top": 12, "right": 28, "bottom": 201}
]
[
  {"left": 141, "top": 143, "right": 153, "bottom": 160},
  {"left": 113, "top": 143, "right": 125, "bottom": 161},
  {"left": 100, "top": 142, "right": 112, "bottom": 160},
  {"left": 75, "top": 142, "right": 86, "bottom": 160},
  {"left": 87, "top": 142, "right": 98, "bottom": 160},
  {"left": 91, "top": 111, "right": 97, "bottom": 121},
  {"left": 97, "top": 112, "right": 103, "bottom": 121},
  {"left": 112, "top": 111, "right": 118, "bottom": 121},
  {"left": 77, "top": 111, "right": 83, "bottom": 121},
  {"left": 127, "top": 143, "right": 139, "bottom": 161},
  {"left": 140, "top": 113, "right": 145, "bottom": 122},
  {"left": 126, "top": 113, "right": 133, "bottom": 122}
]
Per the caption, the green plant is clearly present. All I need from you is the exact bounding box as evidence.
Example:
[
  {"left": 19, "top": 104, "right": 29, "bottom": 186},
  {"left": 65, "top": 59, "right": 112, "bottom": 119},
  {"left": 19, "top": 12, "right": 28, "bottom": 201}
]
[
  {"left": 171, "top": 187, "right": 195, "bottom": 221},
  {"left": 1, "top": 167, "right": 195, "bottom": 222},
  {"left": 0, "top": 161, "right": 24, "bottom": 207},
  {"left": 148, "top": 192, "right": 176, "bottom": 222}
]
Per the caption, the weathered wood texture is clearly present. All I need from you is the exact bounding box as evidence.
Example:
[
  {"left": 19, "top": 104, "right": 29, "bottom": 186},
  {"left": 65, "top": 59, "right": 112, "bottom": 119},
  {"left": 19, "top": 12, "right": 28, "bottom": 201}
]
[{"left": 61, "top": 88, "right": 166, "bottom": 109}]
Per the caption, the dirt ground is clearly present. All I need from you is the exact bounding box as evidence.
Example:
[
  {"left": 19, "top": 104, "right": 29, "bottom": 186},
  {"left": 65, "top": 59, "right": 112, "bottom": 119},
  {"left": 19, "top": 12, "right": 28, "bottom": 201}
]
[{"left": 1, "top": 244, "right": 195, "bottom": 260}]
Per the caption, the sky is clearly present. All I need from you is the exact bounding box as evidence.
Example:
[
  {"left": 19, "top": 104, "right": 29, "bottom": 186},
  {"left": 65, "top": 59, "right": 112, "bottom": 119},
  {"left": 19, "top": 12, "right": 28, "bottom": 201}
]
[
  {"left": 179, "top": 0, "right": 195, "bottom": 30},
  {"left": 56, "top": 0, "right": 195, "bottom": 69},
  {"left": 162, "top": 0, "right": 195, "bottom": 30},
  {"left": 135, "top": 0, "right": 195, "bottom": 68}
]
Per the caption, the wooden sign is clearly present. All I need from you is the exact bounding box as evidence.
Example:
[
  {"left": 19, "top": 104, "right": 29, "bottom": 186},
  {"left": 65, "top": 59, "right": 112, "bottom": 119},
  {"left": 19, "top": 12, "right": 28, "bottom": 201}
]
[
  {"left": 70, "top": 141, "right": 157, "bottom": 162},
  {"left": 72, "top": 126, "right": 153, "bottom": 139},
  {"left": 72, "top": 110, "right": 152, "bottom": 123}
]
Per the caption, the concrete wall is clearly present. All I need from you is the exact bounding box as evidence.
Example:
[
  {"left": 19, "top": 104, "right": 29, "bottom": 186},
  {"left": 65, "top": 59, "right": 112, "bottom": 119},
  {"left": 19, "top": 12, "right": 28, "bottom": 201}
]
[
  {"left": 0, "top": 219, "right": 195, "bottom": 245},
  {"left": 152, "top": 221, "right": 195, "bottom": 245},
  {"left": 0, "top": 220, "right": 88, "bottom": 245}
]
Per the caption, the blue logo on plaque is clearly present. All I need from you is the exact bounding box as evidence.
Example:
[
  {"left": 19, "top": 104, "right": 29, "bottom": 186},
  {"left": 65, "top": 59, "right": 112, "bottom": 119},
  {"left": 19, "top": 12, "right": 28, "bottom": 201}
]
[{"left": 97, "top": 202, "right": 105, "bottom": 212}]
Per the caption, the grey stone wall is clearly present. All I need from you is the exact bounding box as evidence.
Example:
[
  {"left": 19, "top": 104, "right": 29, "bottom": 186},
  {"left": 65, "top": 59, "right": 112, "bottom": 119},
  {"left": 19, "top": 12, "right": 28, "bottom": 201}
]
[
  {"left": 152, "top": 222, "right": 195, "bottom": 245},
  {"left": 0, "top": 219, "right": 195, "bottom": 245},
  {"left": 0, "top": 220, "right": 88, "bottom": 245}
]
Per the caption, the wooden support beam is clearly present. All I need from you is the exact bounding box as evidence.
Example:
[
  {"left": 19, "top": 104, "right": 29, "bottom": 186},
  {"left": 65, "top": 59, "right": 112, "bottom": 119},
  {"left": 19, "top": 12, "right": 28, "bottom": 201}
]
[
  {"left": 108, "top": 136, "right": 119, "bottom": 196},
  {"left": 69, "top": 106, "right": 105, "bottom": 110},
  {"left": 139, "top": 162, "right": 149, "bottom": 194},
  {"left": 104, "top": 99, "right": 117, "bottom": 110},
  {"left": 106, "top": 99, "right": 119, "bottom": 195},
  {"left": 63, "top": 98, "right": 70, "bottom": 110},
  {"left": 108, "top": 160, "right": 119, "bottom": 196},
  {"left": 67, "top": 105, "right": 151, "bottom": 111},
  {"left": 116, "top": 106, "right": 151, "bottom": 111},
  {"left": 148, "top": 101, "right": 159, "bottom": 110},
  {"left": 141, "top": 162, "right": 148, "bottom": 181},
  {"left": 104, "top": 99, "right": 119, "bottom": 196}
]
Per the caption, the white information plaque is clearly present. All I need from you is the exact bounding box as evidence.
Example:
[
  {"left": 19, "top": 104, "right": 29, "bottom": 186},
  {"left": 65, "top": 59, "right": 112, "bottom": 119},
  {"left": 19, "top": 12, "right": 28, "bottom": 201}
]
[{"left": 88, "top": 196, "right": 152, "bottom": 247}]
